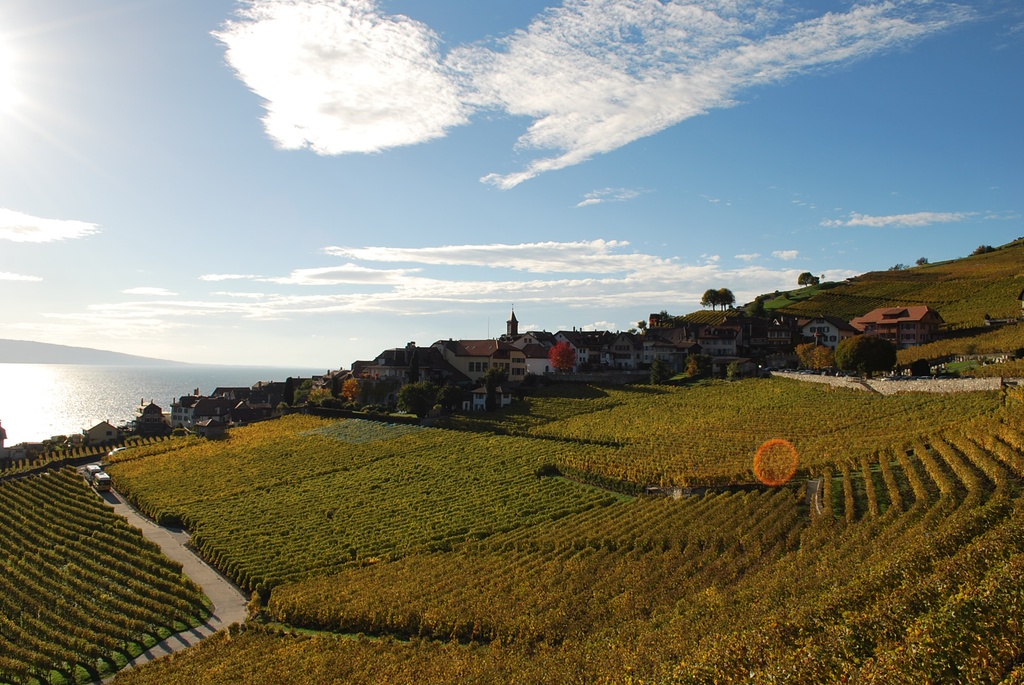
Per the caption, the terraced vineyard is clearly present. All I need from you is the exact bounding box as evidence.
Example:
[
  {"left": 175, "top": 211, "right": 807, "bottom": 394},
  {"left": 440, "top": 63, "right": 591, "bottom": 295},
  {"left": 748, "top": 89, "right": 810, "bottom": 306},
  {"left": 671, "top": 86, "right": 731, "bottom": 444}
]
[
  {"left": 448, "top": 378, "right": 1003, "bottom": 486},
  {"left": 775, "top": 238, "right": 1024, "bottom": 327},
  {"left": 106, "top": 416, "right": 620, "bottom": 593},
  {"left": 0, "top": 469, "right": 209, "bottom": 685},
  {"left": 112, "top": 398, "right": 1024, "bottom": 684}
]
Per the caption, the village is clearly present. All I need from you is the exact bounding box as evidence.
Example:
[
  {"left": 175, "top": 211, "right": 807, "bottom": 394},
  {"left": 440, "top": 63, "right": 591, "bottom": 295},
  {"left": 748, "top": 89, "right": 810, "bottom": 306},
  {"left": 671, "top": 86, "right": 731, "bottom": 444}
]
[{"left": 0, "top": 300, "right": 952, "bottom": 457}]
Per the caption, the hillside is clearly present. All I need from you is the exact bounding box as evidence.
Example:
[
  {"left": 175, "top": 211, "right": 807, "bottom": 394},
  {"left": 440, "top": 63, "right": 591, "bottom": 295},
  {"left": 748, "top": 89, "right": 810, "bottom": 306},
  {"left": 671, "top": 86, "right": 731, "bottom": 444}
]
[
  {"left": 0, "top": 339, "right": 190, "bottom": 366},
  {"left": 91, "top": 380, "right": 1024, "bottom": 684},
  {"left": 770, "top": 239, "right": 1024, "bottom": 327}
]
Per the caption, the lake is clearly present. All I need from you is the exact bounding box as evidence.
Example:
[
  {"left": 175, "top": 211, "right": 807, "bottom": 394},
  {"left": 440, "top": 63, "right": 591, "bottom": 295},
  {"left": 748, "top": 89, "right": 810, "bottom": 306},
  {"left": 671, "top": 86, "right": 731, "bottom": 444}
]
[{"left": 0, "top": 364, "right": 324, "bottom": 445}]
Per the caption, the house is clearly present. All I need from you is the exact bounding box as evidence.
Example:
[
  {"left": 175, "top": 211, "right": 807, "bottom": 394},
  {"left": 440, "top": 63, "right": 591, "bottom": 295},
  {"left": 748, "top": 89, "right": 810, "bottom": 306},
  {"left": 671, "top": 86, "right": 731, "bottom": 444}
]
[
  {"left": 194, "top": 417, "right": 227, "bottom": 439},
  {"left": 432, "top": 339, "right": 527, "bottom": 382},
  {"left": 0, "top": 420, "right": 7, "bottom": 459},
  {"left": 191, "top": 397, "right": 237, "bottom": 427},
  {"left": 697, "top": 326, "right": 739, "bottom": 357},
  {"left": 641, "top": 331, "right": 701, "bottom": 373},
  {"left": 84, "top": 421, "right": 121, "bottom": 446},
  {"left": 171, "top": 392, "right": 202, "bottom": 428},
  {"left": 605, "top": 332, "right": 642, "bottom": 369},
  {"left": 465, "top": 385, "right": 514, "bottom": 411},
  {"left": 850, "top": 306, "right": 944, "bottom": 347},
  {"left": 135, "top": 401, "right": 169, "bottom": 437},
  {"left": 520, "top": 343, "right": 554, "bottom": 376},
  {"left": 798, "top": 316, "right": 858, "bottom": 350},
  {"left": 554, "top": 330, "right": 615, "bottom": 371}
]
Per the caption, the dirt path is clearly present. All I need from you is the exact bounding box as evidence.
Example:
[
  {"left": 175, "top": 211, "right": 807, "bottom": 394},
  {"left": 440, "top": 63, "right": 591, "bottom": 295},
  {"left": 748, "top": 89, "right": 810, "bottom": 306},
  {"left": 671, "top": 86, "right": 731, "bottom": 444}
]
[{"left": 96, "top": 487, "right": 248, "bottom": 679}]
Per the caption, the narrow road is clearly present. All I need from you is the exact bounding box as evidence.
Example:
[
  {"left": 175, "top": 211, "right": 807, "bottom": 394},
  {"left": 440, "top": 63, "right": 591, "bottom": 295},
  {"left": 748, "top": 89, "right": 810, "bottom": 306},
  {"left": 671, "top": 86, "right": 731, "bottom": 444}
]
[{"left": 95, "top": 486, "right": 248, "bottom": 677}]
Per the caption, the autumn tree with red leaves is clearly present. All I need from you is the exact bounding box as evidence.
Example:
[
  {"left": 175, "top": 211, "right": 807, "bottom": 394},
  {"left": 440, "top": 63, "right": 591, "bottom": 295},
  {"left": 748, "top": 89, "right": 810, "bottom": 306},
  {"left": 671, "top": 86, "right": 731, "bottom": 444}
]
[{"left": 549, "top": 342, "right": 577, "bottom": 373}]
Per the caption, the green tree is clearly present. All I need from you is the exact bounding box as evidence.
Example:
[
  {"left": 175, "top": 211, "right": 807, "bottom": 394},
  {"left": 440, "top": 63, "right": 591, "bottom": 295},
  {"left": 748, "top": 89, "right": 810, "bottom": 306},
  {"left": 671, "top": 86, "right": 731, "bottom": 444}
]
[
  {"left": 397, "top": 381, "right": 438, "bottom": 418},
  {"left": 798, "top": 272, "right": 820, "bottom": 286},
  {"left": 686, "top": 354, "right": 711, "bottom": 377},
  {"left": 650, "top": 356, "right": 672, "bottom": 384},
  {"left": 700, "top": 289, "right": 719, "bottom": 310},
  {"left": 717, "top": 288, "right": 736, "bottom": 309},
  {"left": 306, "top": 387, "right": 332, "bottom": 406},
  {"left": 835, "top": 335, "right": 896, "bottom": 378},
  {"left": 436, "top": 384, "right": 465, "bottom": 413},
  {"left": 482, "top": 366, "right": 509, "bottom": 411},
  {"left": 292, "top": 379, "right": 314, "bottom": 405}
]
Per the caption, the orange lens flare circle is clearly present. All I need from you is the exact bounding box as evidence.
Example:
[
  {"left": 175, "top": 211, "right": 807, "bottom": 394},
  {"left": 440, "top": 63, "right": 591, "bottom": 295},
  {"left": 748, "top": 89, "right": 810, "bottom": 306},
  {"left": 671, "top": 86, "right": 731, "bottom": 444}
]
[{"left": 754, "top": 439, "right": 799, "bottom": 486}]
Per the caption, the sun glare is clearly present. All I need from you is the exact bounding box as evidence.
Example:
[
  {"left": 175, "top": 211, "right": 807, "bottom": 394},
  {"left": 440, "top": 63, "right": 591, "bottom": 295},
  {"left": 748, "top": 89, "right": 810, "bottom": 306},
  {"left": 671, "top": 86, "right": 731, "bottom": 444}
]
[{"left": 0, "top": 35, "right": 24, "bottom": 114}]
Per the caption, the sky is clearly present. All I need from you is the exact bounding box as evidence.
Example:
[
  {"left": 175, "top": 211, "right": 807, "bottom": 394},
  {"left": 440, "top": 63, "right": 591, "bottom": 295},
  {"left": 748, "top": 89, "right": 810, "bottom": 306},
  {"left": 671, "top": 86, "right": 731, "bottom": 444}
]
[{"left": 0, "top": 0, "right": 1021, "bottom": 368}]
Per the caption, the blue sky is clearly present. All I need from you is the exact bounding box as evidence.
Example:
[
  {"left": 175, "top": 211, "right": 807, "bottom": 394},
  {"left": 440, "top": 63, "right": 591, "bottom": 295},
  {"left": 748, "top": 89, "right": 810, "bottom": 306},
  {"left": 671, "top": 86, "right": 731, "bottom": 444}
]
[{"left": 0, "top": 0, "right": 1021, "bottom": 367}]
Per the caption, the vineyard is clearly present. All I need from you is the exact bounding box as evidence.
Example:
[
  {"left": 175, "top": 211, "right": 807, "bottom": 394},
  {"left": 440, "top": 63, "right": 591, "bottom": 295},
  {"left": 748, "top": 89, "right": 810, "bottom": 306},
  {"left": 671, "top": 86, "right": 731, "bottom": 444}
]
[
  {"left": 0, "top": 468, "right": 209, "bottom": 685},
  {"left": 110, "top": 391, "right": 1024, "bottom": 684},
  {"left": 105, "top": 416, "right": 620, "bottom": 593},
  {"left": 446, "top": 378, "right": 1003, "bottom": 485},
  {"left": 774, "top": 238, "right": 1024, "bottom": 327}
]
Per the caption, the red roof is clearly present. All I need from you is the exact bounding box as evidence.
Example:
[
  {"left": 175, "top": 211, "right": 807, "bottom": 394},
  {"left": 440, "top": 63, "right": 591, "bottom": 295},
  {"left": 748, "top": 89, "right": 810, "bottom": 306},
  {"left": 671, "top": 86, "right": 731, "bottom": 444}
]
[{"left": 851, "top": 305, "right": 943, "bottom": 326}]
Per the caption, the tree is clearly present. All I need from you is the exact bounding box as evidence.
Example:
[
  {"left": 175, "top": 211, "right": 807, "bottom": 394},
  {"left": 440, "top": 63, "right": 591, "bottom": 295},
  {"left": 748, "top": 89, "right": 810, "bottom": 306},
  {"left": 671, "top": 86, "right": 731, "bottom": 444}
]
[
  {"left": 292, "top": 379, "right": 314, "bottom": 405},
  {"left": 549, "top": 341, "right": 577, "bottom": 372},
  {"left": 650, "top": 356, "right": 672, "bottom": 384},
  {"left": 636, "top": 320, "right": 648, "bottom": 332},
  {"left": 835, "top": 335, "right": 896, "bottom": 378},
  {"left": 407, "top": 349, "right": 420, "bottom": 383},
  {"left": 888, "top": 263, "right": 908, "bottom": 271},
  {"left": 341, "top": 378, "right": 360, "bottom": 403},
  {"left": 797, "top": 272, "right": 820, "bottom": 286},
  {"left": 915, "top": 257, "right": 929, "bottom": 266},
  {"left": 795, "top": 343, "right": 835, "bottom": 370},
  {"left": 717, "top": 288, "right": 736, "bottom": 310},
  {"left": 686, "top": 354, "right": 711, "bottom": 377},
  {"left": 701, "top": 289, "right": 720, "bottom": 310},
  {"left": 482, "top": 366, "right": 508, "bottom": 411},
  {"left": 436, "top": 384, "right": 465, "bottom": 413},
  {"left": 397, "top": 381, "right": 438, "bottom": 418},
  {"left": 972, "top": 245, "right": 995, "bottom": 256},
  {"left": 306, "top": 387, "right": 332, "bottom": 406}
]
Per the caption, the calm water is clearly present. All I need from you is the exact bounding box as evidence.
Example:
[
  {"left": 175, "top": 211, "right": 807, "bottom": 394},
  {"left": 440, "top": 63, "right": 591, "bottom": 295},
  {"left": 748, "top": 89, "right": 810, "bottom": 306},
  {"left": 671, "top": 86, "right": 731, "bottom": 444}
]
[{"left": 0, "top": 364, "right": 324, "bottom": 445}]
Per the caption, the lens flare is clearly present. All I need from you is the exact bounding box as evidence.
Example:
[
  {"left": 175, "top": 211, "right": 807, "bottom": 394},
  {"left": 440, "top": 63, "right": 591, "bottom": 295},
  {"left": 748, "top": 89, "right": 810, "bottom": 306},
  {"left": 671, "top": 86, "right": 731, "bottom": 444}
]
[{"left": 754, "top": 439, "right": 799, "bottom": 486}]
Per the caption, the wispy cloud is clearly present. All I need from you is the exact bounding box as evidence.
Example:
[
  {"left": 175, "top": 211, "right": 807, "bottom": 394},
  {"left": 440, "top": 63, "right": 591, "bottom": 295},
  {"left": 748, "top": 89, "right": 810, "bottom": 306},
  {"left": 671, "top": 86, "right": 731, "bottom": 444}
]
[
  {"left": 62, "top": 240, "right": 853, "bottom": 329},
  {"left": 123, "top": 287, "right": 177, "bottom": 296},
  {"left": 576, "top": 187, "right": 645, "bottom": 207},
  {"left": 216, "top": 1, "right": 968, "bottom": 187},
  {"left": 324, "top": 240, "right": 671, "bottom": 274},
  {"left": 822, "top": 211, "right": 977, "bottom": 228},
  {"left": 199, "top": 273, "right": 263, "bottom": 281},
  {"left": 0, "top": 271, "right": 42, "bottom": 282},
  {"left": 773, "top": 250, "right": 799, "bottom": 260},
  {"left": 263, "top": 263, "right": 419, "bottom": 285},
  {"left": 0, "top": 208, "right": 100, "bottom": 243},
  {"left": 734, "top": 253, "right": 761, "bottom": 262}
]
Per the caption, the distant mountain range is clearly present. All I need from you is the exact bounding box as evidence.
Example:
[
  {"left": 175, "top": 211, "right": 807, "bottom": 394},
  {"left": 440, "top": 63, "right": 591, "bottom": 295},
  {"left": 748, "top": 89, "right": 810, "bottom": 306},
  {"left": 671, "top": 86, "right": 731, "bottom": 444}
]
[{"left": 0, "top": 339, "right": 191, "bottom": 366}]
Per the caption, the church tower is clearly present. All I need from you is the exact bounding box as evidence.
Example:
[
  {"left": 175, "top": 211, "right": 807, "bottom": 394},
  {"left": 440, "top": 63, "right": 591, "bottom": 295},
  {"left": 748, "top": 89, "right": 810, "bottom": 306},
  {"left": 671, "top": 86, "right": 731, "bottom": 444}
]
[{"left": 506, "top": 308, "right": 519, "bottom": 338}]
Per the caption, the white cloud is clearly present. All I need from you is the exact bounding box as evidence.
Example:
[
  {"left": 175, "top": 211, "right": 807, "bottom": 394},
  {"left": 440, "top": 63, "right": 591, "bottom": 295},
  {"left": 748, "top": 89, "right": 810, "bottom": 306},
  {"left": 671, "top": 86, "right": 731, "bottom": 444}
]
[
  {"left": 199, "top": 273, "right": 263, "bottom": 282},
  {"left": 217, "top": 1, "right": 968, "bottom": 187},
  {"left": 0, "top": 208, "right": 100, "bottom": 243},
  {"left": 734, "top": 253, "right": 761, "bottom": 261},
  {"left": 324, "top": 240, "right": 671, "bottom": 274},
  {"left": 0, "top": 271, "right": 42, "bottom": 281},
  {"left": 262, "top": 263, "right": 419, "bottom": 285},
  {"left": 576, "top": 187, "right": 645, "bottom": 207},
  {"left": 822, "top": 211, "right": 977, "bottom": 228},
  {"left": 122, "top": 287, "right": 177, "bottom": 296},
  {"left": 773, "top": 250, "right": 799, "bottom": 260},
  {"left": 214, "top": 0, "right": 470, "bottom": 154}
]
